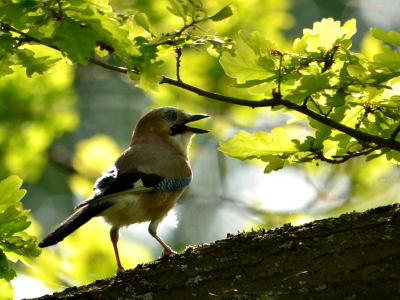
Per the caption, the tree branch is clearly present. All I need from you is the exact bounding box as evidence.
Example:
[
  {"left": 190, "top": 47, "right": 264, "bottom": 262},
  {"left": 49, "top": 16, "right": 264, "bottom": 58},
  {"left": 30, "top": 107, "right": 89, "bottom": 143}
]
[
  {"left": 31, "top": 203, "right": 400, "bottom": 300},
  {"left": 4, "top": 23, "right": 400, "bottom": 153}
]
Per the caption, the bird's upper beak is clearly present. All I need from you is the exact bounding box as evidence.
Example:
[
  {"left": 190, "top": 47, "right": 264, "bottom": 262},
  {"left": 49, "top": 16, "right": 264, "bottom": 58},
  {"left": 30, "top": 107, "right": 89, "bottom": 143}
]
[{"left": 184, "top": 114, "right": 209, "bottom": 134}]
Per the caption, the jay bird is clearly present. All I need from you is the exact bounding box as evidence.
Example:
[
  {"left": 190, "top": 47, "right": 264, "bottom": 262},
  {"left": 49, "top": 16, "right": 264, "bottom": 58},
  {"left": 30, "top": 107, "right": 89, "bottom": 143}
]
[{"left": 39, "top": 107, "right": 209, "bottom": 272}]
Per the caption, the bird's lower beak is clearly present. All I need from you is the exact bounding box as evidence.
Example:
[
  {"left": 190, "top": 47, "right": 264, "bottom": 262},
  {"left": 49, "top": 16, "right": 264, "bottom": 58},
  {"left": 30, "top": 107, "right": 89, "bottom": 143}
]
[{"left": 185, "top": 114, "right": 209, "bottom": 134}]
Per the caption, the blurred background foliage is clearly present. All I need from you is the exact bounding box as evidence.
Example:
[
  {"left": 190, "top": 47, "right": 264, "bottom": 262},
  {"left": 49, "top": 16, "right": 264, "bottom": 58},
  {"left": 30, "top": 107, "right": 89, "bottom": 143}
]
[{"left": 4, "top": 0, "right": 400, "bottom": 298}]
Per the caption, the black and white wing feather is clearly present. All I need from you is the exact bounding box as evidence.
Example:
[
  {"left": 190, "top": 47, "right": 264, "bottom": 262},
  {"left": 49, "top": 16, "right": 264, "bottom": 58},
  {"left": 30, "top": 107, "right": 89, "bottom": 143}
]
[{"left": 75, "top": 165, "right": 165, "bottom": 209}]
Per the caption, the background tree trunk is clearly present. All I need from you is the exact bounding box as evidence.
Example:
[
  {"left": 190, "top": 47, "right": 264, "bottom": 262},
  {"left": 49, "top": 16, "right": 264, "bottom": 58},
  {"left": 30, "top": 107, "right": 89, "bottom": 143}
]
[{"left": 28, "top": 203, "right": 400, "bottom": 300}]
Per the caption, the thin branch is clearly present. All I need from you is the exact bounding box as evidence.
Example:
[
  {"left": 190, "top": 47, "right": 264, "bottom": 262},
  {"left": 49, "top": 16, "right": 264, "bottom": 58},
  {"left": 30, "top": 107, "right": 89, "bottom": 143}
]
[
  {"left": 315, "top": 146, "right": 380, "bottom": 164},
  {"left": 175, "top": 47, "right": 182, "bottom": 82},
  {"left": 325, "top": 106, "right": 334, "bottom": 118},
  {"left": 309, "top": 96, "right": 324, "bottom": 115}
]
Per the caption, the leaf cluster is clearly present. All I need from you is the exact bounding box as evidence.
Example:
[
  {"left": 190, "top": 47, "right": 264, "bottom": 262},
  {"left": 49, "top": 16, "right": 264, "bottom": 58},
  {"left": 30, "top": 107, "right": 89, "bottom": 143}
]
[
  {"left": 0, "top": 175, "right": 41, "bottom": 299},
  {"left": 2, "top": 1, "right": 400, "bottom": 173},
  {"left": 0, "top": 0, "right": 233, "bottom": 90},
  {"left": 219, "top": 19, "right": 400, "bottom": 171}
]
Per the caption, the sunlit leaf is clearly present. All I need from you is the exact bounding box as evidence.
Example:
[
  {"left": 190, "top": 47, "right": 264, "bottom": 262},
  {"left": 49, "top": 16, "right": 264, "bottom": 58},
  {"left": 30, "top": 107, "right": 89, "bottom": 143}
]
[
  {"left": 219, "top": 128, "right": 300, "bottom": 160},
  {"left": 239, "top": 31, "right": 277, "bottom": 57},
  {"left": 77, "top": 6, "right": 140, "bottom": 59},
  {"left": 134, "top": 12, "right": 151, "bottom": 32},
  {"left": 261, "top": 155, "right": 286, "bottom": 173},
  {"left": 371, "top": 28, "right": 400, "bottom": 47},
  {"left": 0, "top": 176, "right": 40, "bottom": 298},
  {"left": 208, "top": 5, "right": 234, "bottom": 22},
  {"left": 0, "top": 277, "right": 13, "bottom": 300},
  {"left": 166, "top": 0, "right": 187, "bottom": 23},
  {"left": 372, "top": 45, "right": 400, "bottom": 72},
  {"left": 220, "top": 50, "right": 274, "bottom": 84},
  {"left": 285, "top": 68, "right": 332, "bottom": 102},
  {"left": 17, "top": 49, "right": 61, "bottom": 77},
  {"left": 300, "top": 18, "right": 357, "bottom": 52}
]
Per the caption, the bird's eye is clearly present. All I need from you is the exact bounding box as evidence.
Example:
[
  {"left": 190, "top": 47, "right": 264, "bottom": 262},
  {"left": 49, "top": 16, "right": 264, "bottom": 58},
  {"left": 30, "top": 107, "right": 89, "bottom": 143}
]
[{"left": 164, "top": 111, "right": 178, "bottom": 121}]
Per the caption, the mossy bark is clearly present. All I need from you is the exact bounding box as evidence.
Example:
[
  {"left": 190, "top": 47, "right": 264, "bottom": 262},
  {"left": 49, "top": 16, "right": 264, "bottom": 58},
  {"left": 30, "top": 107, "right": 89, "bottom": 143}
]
[{"left": 28, "top": 203, "right": 400, "bottom": 300}]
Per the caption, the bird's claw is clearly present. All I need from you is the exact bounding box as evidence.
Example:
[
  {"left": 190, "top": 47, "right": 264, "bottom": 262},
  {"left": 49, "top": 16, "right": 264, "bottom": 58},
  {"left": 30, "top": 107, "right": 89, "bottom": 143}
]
[{"left": 161, "top": 248, "right": 177, "bottom": 258}]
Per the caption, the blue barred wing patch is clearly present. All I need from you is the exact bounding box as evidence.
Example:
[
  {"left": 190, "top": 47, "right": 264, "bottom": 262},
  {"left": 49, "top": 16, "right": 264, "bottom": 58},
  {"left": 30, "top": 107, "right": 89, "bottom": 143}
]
[{"left": 154, "top": 177, "right": 191, "bottom": 191}]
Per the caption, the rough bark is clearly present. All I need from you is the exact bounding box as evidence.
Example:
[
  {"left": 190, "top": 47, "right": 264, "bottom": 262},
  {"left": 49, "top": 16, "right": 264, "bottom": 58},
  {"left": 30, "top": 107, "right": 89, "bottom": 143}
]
[{"left": 27, "top": 203, "right": 400, "bottom": 300}]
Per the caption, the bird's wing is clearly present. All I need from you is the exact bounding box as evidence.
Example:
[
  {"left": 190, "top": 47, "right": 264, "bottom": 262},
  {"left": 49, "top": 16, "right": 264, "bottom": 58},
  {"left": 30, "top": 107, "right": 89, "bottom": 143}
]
[{"left": 75, "top": 165, "right": 164, "bottom": 209}]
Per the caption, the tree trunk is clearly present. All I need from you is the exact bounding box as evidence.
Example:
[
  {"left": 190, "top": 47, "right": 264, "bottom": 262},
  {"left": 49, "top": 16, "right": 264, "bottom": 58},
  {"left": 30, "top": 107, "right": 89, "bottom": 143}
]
[{"left": 27, "top": 203, "right": 400, "bottom": 300}]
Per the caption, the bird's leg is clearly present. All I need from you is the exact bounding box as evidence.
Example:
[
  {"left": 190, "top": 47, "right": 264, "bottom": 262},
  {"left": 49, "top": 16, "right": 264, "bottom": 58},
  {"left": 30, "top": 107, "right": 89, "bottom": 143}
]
[
  {"left": 110, "top": 226, "right": 125, "bottom": 273},
  {"left": 149, "top": 221, "right": 177, "bottom": 256},
  {"left": 154, "top": 234, "right": 178, "bottom": 255}
]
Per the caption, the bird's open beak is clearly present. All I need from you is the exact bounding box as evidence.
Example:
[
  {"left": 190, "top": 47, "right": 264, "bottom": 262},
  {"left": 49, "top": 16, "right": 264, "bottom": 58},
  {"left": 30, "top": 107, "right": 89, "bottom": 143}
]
[{"left": 184, "top": 114, "right": 209, "bottom": 134}]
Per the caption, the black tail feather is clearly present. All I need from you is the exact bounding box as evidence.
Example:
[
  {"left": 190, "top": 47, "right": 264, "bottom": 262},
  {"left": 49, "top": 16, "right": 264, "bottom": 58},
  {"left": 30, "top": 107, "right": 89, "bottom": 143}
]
[{"left": 39, "top": 200, "right": 114, "bottom": 248}]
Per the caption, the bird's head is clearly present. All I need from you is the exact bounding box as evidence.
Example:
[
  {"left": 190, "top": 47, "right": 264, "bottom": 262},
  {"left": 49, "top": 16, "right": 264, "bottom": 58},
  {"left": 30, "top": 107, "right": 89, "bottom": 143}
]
[{"left": 132, "top": 107, "right": 209, "bottom": 154}]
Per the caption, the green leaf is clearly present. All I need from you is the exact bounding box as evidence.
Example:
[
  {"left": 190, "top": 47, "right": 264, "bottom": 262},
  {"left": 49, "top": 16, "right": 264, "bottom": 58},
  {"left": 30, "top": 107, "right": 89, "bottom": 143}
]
[
  {"left": 183, "top": 0, "right": 206, "bottom": 21},
  {"left": 166, "top": 0, "right": 187, "bottom": 23},
  {"left": 372, "top": 45, "right": 400, "bottom": 72},
  {"left": 0, "top": 54, "right": 14, "bottom": 78},
  {"left": 371, "top": 28, "right": 400, "bottom": 47},
  {"left": 208, "top": 5, "right": 234, "bottom": 22},
  {"left": 219, "top": 128, "right": 300, "bottom": 160},
  {"left": 261, "top": 155, "right": 286, "bottom": 173},
  {"left": 4, "top": 246, "right": 33, "bottom": 265},
  {"left": 239, "top": 31, "right": 278, "bottom": 57},
  {"left": 53, "top": 18, "right": 101, "bottom": 65},
  {"left": 127, "top": 70, "right": 140, "bottom": 81},
  {"left": 325, "top": 90, "right": 346, "bottom": 107},
  {"left": 285, "top": 68, "right": 332, "bottom": 102},
  {"left": 0, "top": 206, "right": 28, "bottom": 226},
  {"left": 220, "top": 50, "right": 274, "bottom": 84},
  {"left": 299, "top": 18, "right": 357, "bottom": 53},
  {"left": 0, "top": 33, "right": 17, "bottom": 53},
  {"left": 0, "top": 250, "right": 16, "bottom": 281},
  {"left": 17, "top": 49, "right": 61, "bottom": 77},
  {"left": 0, "top": 176, "right": 25, "bottom": 212},
  {"left": 0, "top": 277, "right": 13, "bottom": 300},
  {"left": 309, "top": 119, "right": 331, "bottom": 150},
  {"left": 0, "top": 175, "right": 41, "bottom": 276},
  {"left": 134, "top": 12, "right": 151, "bottom": 32},
  {"left": 138, "top": 61, "right": 163, "bottom": 92},
  {"left": 77, "top": 6, "right": 140, "bottom": 60},
  {"left": 0, "top": 1, "right": 40, "bottom": 29},
  {"left": 0, "top": 248, "right": 15, "bottom": 300},
  {"left": 308, "top": 106, "right": 347, "bottom": 149},
  {"left": 341, "top": 19, "right": 357, "bottom": 40}
]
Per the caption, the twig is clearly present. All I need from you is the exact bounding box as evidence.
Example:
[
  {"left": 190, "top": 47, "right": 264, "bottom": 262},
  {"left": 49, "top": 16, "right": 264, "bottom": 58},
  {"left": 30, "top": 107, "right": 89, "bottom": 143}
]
[
  {"left": 302, "top": 97, "right": 309, "bottom": 108},
  {"left": 309, "top": 96, "right": 324, "bottom": 115},
  {"left": 315, "top": 146, "right": 380, "bottom": 164},
  {"left": 325, "top": 107, "right": 333, "bottom": 118},
  {"left": 175, "top": 47, "right": 182, "bottom": 82}
]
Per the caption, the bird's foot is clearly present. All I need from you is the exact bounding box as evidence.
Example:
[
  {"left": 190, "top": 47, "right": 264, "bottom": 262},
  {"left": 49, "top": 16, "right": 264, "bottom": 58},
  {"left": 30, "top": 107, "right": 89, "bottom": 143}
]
[{"left": 161, "top": 247, "right": 177, "bottom": 258}]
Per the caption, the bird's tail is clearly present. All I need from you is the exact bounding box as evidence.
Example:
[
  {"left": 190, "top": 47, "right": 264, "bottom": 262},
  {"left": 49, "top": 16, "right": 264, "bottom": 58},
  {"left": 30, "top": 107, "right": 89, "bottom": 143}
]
[{"left": 39, "top": 200, "right": 114, "bottom": 248}]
